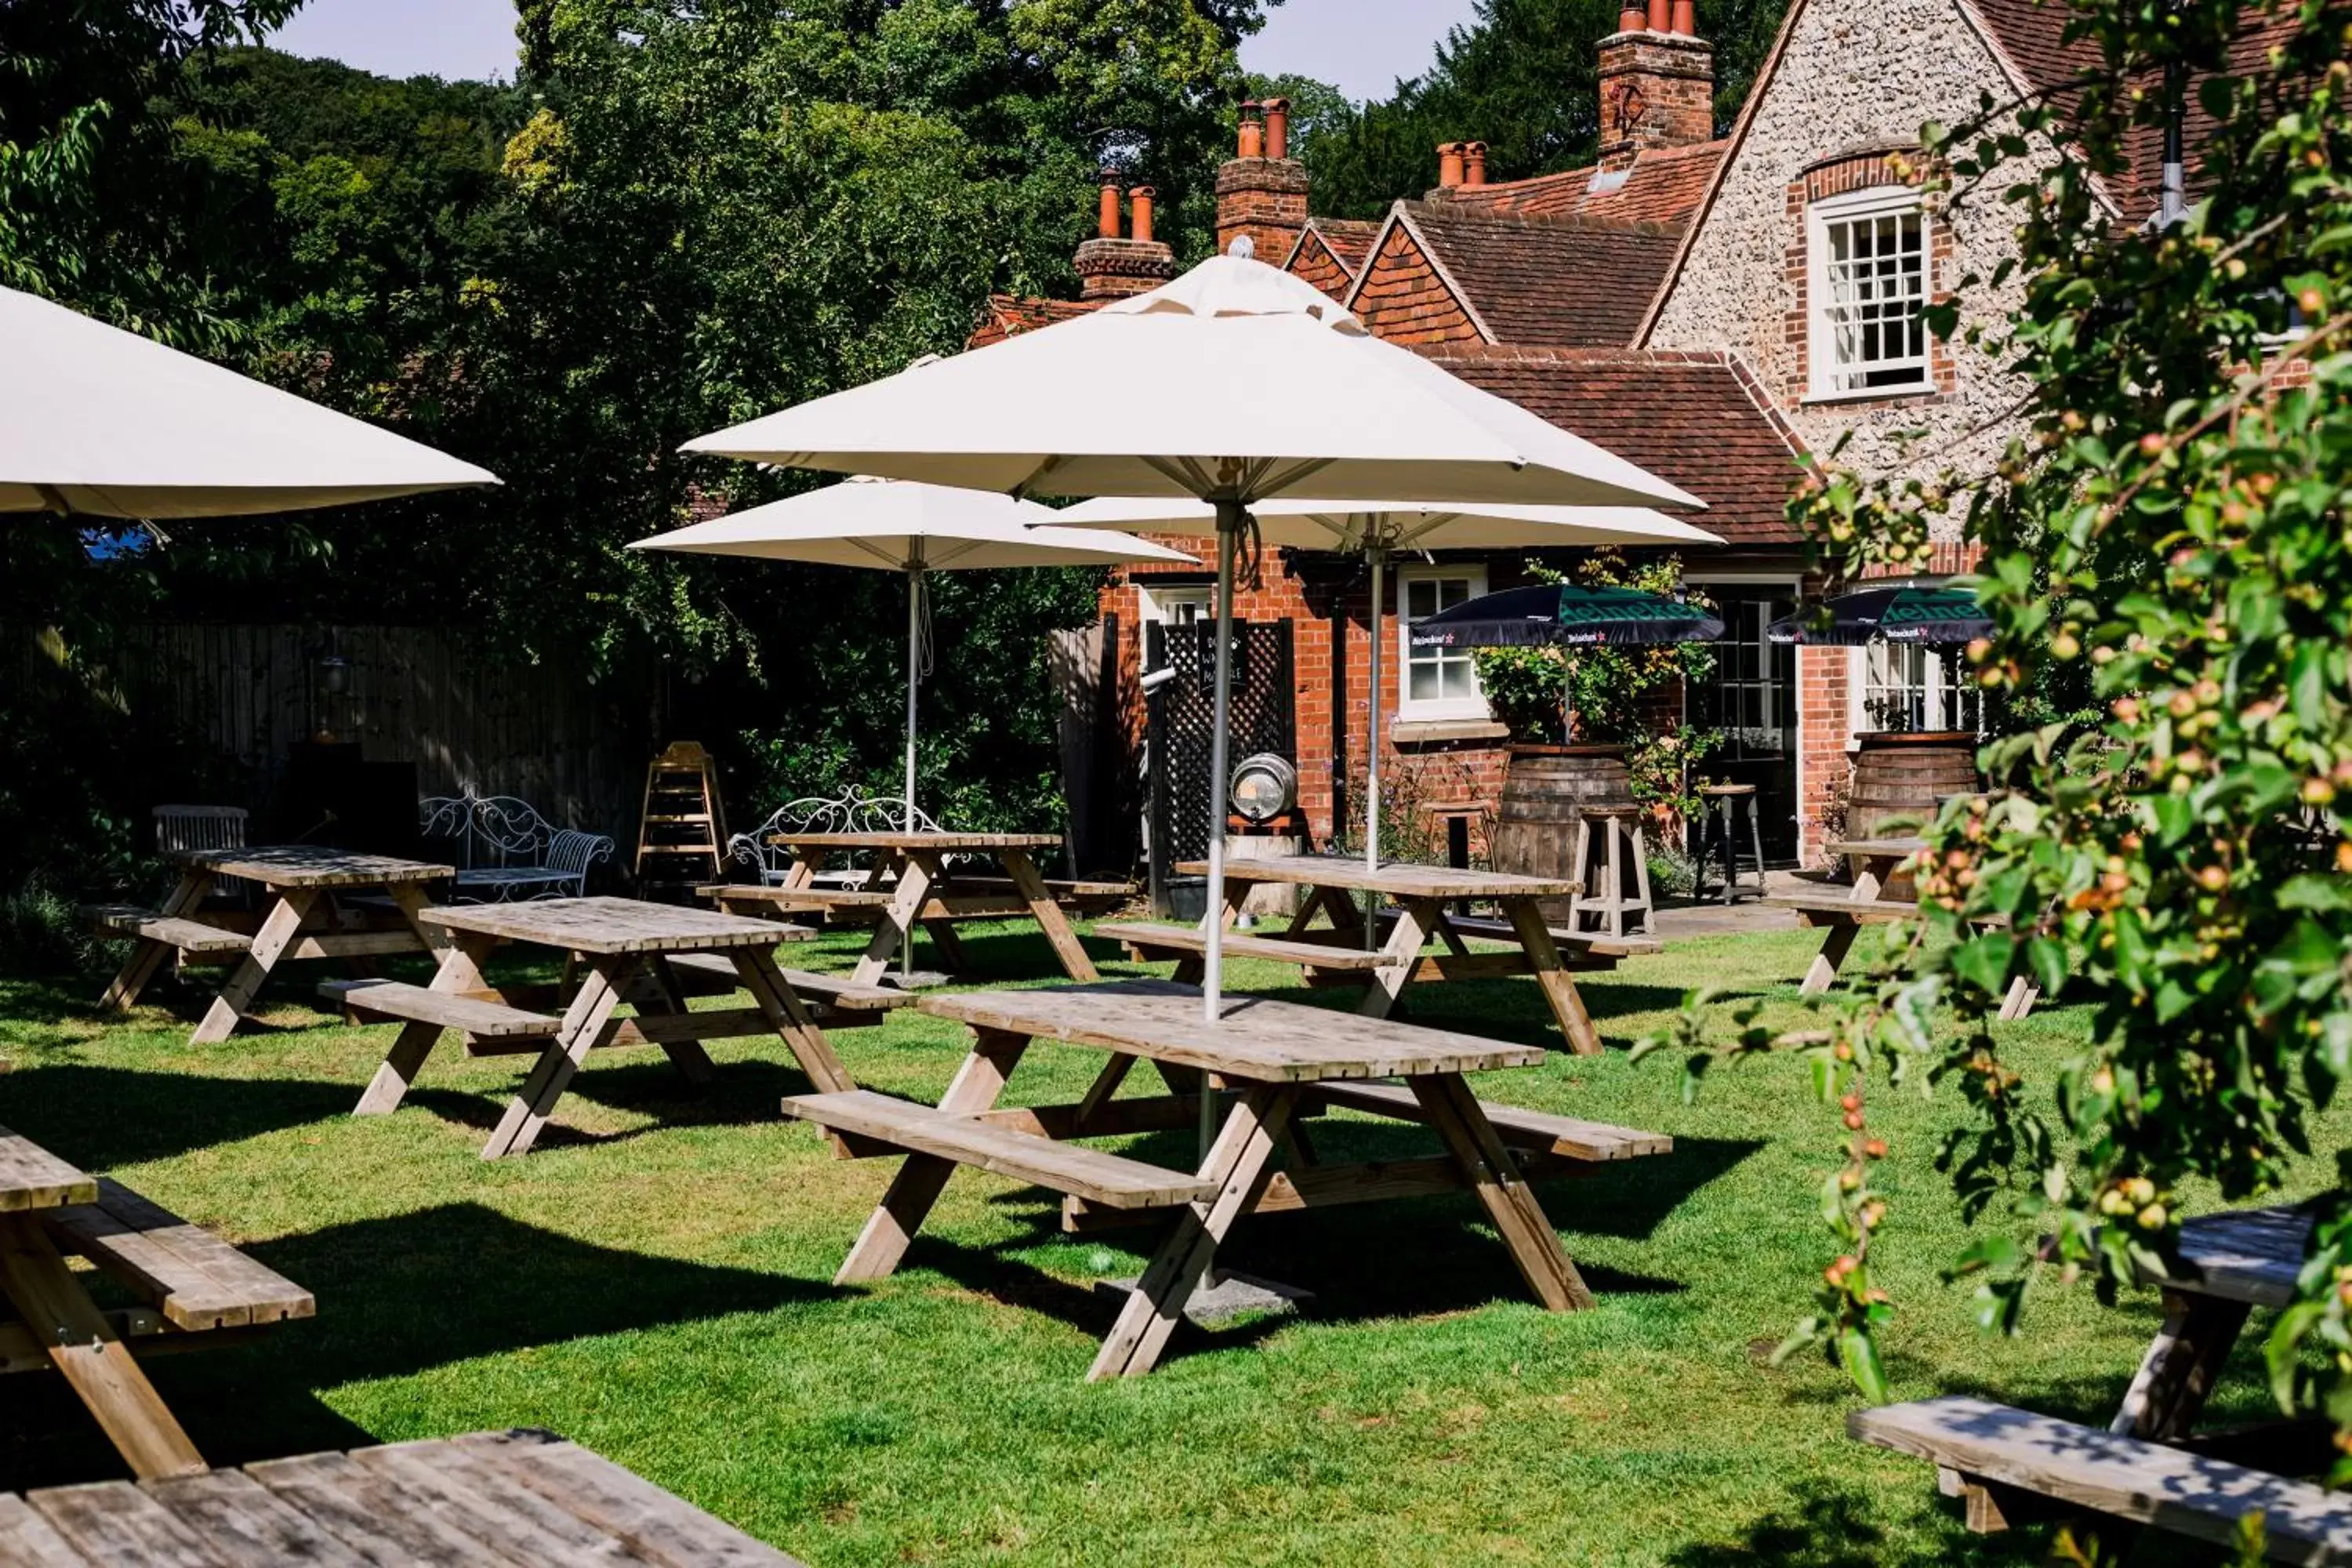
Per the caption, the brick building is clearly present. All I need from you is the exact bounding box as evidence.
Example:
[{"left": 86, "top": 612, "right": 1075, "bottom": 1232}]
[{"left": 976, "top": 0, "right": 2269, "bottom": 869}]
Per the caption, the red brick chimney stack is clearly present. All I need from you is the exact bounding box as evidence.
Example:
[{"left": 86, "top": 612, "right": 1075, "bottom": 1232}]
[
  {"left": 1216, "top": 95, "right": 1311, "bottom": 260},
  {"left": 1598, "top": 0, "right": 1716, "bottom": 173},
  {"left": 1073, "top": 174, "right": 1178, "bottom": 299}
]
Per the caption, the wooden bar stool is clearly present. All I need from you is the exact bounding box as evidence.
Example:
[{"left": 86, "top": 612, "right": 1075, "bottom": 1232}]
[
  {"left": 1696, "top": 782, "right": 1766, "bottom": 905},
  {"left": 1569, "top": 806, "right": 1653, "bottom": 938}
]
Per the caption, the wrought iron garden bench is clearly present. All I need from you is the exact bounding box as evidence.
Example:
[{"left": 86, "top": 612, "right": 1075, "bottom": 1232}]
[
  {"left": 727, "top": 788, "right": 942, "bottom": 887},
  {"left": 417, "top": 792, "right": 615, "bottom": 902}
]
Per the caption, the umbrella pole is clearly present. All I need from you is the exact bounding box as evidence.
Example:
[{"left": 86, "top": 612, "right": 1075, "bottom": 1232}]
[
  {"left": 1363, "top": 546, "right": 1385, "bottom": 950},
  {"left": 905, "top": 562, "right": 922, "bottom": 981},
  {"left": 1203, "top": 501, "right": 1243, "bottom": 1030}
]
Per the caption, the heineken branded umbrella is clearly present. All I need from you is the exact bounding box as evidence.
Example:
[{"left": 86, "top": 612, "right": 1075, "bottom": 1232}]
[
  {"left": 2, "top": 285, "right": 497, "bottom": 517},
  {"left": 1410, "top": 582, "right": 1725, "bottom": 651},
  {"left": 1765, "top": 582, "right": 1991, "bottom": 645},
  {"left": 683, "top": 250, "right": 1701, "bottom": 1027},
  {"left": 1053, "top": 495, "right": 1720, "bottom": 887},
  {"left": 1412, "top": 582, "right": 1724, "bottom": 743}
]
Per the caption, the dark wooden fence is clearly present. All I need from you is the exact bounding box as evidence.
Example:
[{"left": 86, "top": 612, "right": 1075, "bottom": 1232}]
[{"left": 91, "top": 624, "right": 651, "bottom": 838}]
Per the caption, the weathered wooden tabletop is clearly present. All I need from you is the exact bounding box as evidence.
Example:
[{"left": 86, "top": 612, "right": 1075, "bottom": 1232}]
[
  {"left": 2152, "top": 1205, "right": 2309, "bottom": 1308},
  {"left": 419, "top": 896, "right": 804, "bottom": 955},
  {"left": 0, "top": 1428, "right": 804, "bottom": 1566},
  {"left": 0, "top": 1127, "right": 97, "bottom": 1212},
  {"left": 1174, "top": 853, "right": 1579, "bottom": 900},
  {"left": 918, "top": 978, "right": 1547, "bottom": 1083},
  {"left": 768, "top": 831, "right": 1063, "bottom": 851},
  {"left": 165, "top": 844, "right": 456, "bottom": 887}
]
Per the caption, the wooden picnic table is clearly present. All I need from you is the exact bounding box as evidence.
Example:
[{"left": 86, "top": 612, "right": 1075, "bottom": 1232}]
[
  {"left": 1765, "top": 837, "right": 2039, "bottom": 1018},
  {"left": 0, "top": 1428, "right": 804, "bottom": 1565},
  {"left": 347, "top": 896, "right": 862, "bottom": 1160},
  {"left": 706, "top": 829, "right": 1115, "bottom": 985},
  {"left": 1102, "top": 854, "right": 1657, "bottom": 1056},
  {"left": 782, "top": 978, "right": 1672, "bottom": 1379},
  {"left": 0, "top": 1126, "right": 311, "bottom": 1481},
  {"left": 1853, "top": 1205, "right": 2349, "bottom": 1555},
  {"left": 90, "top": 844, "right": 456, "bottom": 1045}
]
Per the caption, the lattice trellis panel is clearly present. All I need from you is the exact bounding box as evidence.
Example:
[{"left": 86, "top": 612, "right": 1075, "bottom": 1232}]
[{"left": 1149, "top": 621, "right": 1295, "bottom": 864}]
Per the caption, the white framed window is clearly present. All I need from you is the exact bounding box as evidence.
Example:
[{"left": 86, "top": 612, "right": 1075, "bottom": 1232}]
[
  {"left": 1396, "top": 565, "right": 1490, "bottom": 723},
  {"left": 1808, "top": 186, "right": 1932, "bottom": 400},
  {"left": 1137, "top": 583, "right": 1213, "bottom": 626},
  {"left": 1849, "top": 643, "right": 1981, "bottom": 737}
]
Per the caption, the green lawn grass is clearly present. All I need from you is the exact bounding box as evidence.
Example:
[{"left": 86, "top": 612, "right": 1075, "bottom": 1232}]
[{"left": 0, "top": 917, "right": 2318, "bottom": 1565}]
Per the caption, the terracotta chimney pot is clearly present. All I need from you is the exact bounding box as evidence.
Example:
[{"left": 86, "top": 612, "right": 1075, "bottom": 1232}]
[
  {"left": 1236, "top": 101, "right": 1265, "bottom": 160},
  {"left": 1463, "top": 141, "right": 1489, "bottom": 187},
  {"left": 1096, "top": 171, "right": 1121, "bottom": 240},
  {"left": 1670, "top": 0, "right": 1696, "bottom": 32},
  {"left": 1263, "top": 97, "right": 1290, "bottom": 161},
  {"left": 1646, "top": 0, "right": 1671, "bottom": 30},
  {"left": 1128, "top": 185, "right": 1156, "bottom": 245},
  {"left": 1436, "top": 141, "right": 1466, "bottom": 188},
  {"left": 1618, "top": 3, "right": 1646, "bottom": 29}
]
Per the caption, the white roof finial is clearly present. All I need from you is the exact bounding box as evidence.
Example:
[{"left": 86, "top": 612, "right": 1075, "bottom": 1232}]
[{"left": 1228, "top": 234, "right": 1257, "bottom": 260}]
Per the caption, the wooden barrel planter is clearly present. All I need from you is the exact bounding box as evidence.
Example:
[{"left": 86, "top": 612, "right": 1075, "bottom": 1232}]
[
  {"left": 1848, "top": 731, "right": 1980, "bottom": 893},
  {"left": 1491, "top": 745, "right": 1636, "bottom": 923}
]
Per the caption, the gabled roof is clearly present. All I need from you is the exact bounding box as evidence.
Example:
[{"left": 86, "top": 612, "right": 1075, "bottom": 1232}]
[
  {"left": 1433, "top": 140, "right": 1728, "bottom": 227},
  {"left": 1300, "top": 217, "right": 1380, "bottom": 272},
  {"left": 1344, "top": 205, "right": 1686, "bottom": 350},
  {"left": 1410, "top": 209, "right": 1684, "bottom": 347},
  {"left": 1422, "top": 345, "right": 1809, "bottom": 545},
  {"left": 967, "top": 295, "right": 1100, "bottom": 350}
]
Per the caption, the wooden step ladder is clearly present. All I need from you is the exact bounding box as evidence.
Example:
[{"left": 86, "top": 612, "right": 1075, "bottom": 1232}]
[{"left": 634, "top": 742, "right": 728, "bottom": 902}]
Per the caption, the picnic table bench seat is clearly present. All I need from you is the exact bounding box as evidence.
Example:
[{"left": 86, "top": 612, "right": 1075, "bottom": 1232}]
[
  {"left": 78, "top": 905, "right": 252, "bottom": 957},
  {"left": 1761, "top": 889, "right": 1922, "bottom": 924},
  {"left": 663, "top": 953, "right": 913, "bottom": 1013},
  {"left": 1098, "top": 921, "right": 1392, "bottom": 972},
  {"left": 1304, "top": 1080, "right": 1671, "bottom": 1163},
  {"left": 782, "top": 1090, "right": 1219, "bottom": 1210},
  {"left": 321, "top": 978, "right": 561, "bottom": 1040},
  {"left": 1417, "top": 913, "right": 1661, "bottom": 960},
  {"left": 34, "top": 1179, "right": 313, "bottom": 1339},
  {"left": 0, "top": 1428, "right": 804, "bottom": 1567},
  {"left": 1852, "top": 1395, "right": 2352, "bottom": 1557}
]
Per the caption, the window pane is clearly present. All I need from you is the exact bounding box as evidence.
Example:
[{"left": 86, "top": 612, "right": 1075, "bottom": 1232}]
[
  {"left": 1408, "top": 662, "right": 1439, "bottom": 701},
  {"left": 1407, "top": 580, "right": 1436, "bottom": 619}
]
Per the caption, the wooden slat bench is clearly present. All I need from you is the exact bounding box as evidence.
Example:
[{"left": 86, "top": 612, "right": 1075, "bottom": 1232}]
[
  {"left": 1761, "top": 889, "right": 1920, "bottom": 924},
  {"left": 1431, "top": 913, "right": 1661, "bottom": 962},
  {"left": 321, "top": 978, "right": 561, "bottom": 1040},
  {"left": 79, "top": 905, "right": 252, "bottom": 957},
  {"left": 38, "top": 1179, "right": 312, "bottom": 1334},
  {"left": 782, "top": 1090, "right": 1219, "bottom": 1210},
  {"left": 1305, "top": 1080, "right": 1671, "bottom": 1163},
  {"left": 0, "top": 1428, "right": 804, "bottom": 1566},
  {"left": 665, "top": 953, "right": 913, "bottom": 1018},
  {"left": 1099, "top": 922, "right": 1392, "bottom": 973},
  {"left": 1853, "top": 1395, "right": 2352, "bottom": 1557}
]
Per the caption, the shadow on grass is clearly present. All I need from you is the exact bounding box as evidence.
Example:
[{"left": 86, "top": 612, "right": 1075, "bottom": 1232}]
[
  {"left": 0, "top": 1063, "right": 357, "bottom": 1167},
  {"left": 1662, "top": 1479, "right": 2045, "bottom": 1566},
  {"left": 0, "top": 1200, "right": 836, "bottom": 1490}
]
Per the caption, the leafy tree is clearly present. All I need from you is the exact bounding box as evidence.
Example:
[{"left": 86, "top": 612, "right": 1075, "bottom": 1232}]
[
  {"left": 1301, "top": 0, "right": 1789, "bottom": 218},
  {"left": 1648, "top": 0, "right": 2352, "bottom": 1464}
]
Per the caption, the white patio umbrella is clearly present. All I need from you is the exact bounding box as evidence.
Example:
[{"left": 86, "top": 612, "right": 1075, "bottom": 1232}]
[
  {"left": 2, "top": 285, "right": 497, "bottom": 517},
  {"left": 1051, "top": 496, "right": 1722, "bottom": 897},
  {"left": 683, "top": 251, "right": 1704, "bottom": 1024},
  {"left": 628, "top": 478, "right": 1192, "bottom": 837}
]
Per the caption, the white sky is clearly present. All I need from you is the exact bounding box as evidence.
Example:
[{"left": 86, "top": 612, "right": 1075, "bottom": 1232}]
[{"left": 265, "top": 0, "right": 1483, "bottom": 100}]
